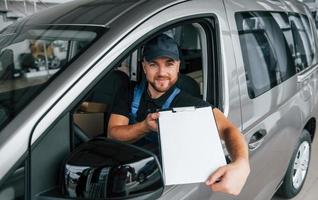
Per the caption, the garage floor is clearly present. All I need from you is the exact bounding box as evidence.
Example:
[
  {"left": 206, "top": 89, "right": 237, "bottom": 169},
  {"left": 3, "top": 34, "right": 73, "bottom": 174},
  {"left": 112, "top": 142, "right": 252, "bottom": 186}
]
[{"left": 272, "top": 130, "right": 318, "bottom": 200}]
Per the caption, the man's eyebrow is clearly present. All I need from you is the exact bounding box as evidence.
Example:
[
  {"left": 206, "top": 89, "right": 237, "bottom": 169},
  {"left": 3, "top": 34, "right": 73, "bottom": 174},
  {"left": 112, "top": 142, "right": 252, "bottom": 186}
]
[{"left": 166, "top": 58, "right": 175, "bottom": 62}]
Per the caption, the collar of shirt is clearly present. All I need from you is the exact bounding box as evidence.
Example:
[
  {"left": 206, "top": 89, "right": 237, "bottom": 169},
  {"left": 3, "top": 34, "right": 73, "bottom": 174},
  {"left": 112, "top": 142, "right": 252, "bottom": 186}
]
[{"left": 144, "top": 84, "right": 178, "bottom": 109}]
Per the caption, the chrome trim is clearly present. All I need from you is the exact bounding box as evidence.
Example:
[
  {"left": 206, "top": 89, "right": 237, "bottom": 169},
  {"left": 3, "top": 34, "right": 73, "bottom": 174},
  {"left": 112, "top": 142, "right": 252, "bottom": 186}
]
[
  {"left": 297, "top": 64, "right": 318, "bottom": 82},
  {"left": 36, "top": 23, "right": 108, "bottom": 28},
  {"left": 292, "top": 141, "right": 310, "bottom": 189}
]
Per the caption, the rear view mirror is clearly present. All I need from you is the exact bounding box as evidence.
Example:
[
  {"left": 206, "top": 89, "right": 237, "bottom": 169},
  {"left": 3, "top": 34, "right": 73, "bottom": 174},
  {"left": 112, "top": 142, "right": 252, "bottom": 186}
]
[{"left": 63, "top": 138, "right": 164, "bottom": 200}]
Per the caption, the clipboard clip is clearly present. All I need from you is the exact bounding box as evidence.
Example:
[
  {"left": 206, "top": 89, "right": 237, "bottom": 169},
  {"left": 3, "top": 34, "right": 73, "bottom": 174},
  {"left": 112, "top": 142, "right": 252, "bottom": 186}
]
[
  {"left": 157, "top": 105, "right": 211, "bottom": 113},
  {"left": 172, "top": 106, "right": 196, "bottom": 113}
]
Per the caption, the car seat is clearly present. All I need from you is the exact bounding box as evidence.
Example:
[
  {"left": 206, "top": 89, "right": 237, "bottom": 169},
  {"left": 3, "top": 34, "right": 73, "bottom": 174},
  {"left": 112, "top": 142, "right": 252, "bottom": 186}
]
[
  {"left": 177, "top": 73, "right": 201, "bottom": 98},
  {"left": 177, "top": 42, "right": 201, "bottom": 98},
  {"left": 73, "top": 70, "right": 129, "bottom": 140}
]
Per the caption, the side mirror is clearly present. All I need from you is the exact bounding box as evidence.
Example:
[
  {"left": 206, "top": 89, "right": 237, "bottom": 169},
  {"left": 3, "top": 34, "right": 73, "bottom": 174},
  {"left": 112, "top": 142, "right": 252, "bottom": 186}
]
[{"left": 63, "top": 138, "right": 164, "bottom": 199}]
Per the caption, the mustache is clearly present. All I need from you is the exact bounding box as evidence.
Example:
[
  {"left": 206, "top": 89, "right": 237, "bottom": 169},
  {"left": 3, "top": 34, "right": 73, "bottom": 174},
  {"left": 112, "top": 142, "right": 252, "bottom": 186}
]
[{"left": 155, "top": 75, "right": 170, "bottom": 80}]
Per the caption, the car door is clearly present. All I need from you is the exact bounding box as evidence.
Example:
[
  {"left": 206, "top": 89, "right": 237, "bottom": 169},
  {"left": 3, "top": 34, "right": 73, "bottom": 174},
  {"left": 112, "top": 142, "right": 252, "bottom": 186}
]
[
  {"left": 22, "top": 0, "right": 238, "bottom": 200},
  {"left": 284, "top": 1, "right": 318, "bottom": 134},
  {"left": 25, "top": 1, "right": 240, "bottom": 199},
  {"left": 224, "top": 0, "right": 306, "bottom": 199}
]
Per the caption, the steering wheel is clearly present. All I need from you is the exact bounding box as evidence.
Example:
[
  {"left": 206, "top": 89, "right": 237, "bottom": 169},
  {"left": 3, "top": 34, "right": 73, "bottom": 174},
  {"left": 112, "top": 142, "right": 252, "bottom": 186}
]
[{"left": 73, "top": 123, "right": 90, "bottom": 145}]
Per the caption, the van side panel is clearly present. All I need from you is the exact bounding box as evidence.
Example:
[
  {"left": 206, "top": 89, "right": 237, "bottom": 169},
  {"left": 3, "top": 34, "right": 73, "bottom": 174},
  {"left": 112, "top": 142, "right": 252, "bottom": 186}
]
[
  {"left": 223, "top": 0, "right": 315, "bottom": 199},
  {"left": 283, "top": 0, "right": 318, "bottom": 134}
]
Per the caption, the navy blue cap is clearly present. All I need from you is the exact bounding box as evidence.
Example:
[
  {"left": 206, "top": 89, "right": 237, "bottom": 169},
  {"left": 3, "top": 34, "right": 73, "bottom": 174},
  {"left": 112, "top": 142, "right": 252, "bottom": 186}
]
[{"left": 143, "top": 34, "right": 179, "bottom": 61}]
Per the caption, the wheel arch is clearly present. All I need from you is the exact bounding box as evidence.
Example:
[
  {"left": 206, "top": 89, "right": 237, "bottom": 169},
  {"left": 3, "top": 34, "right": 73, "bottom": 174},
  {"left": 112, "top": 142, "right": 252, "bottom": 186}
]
[{"left": 304, "top": 117, "right": 316, "bottom": 142}]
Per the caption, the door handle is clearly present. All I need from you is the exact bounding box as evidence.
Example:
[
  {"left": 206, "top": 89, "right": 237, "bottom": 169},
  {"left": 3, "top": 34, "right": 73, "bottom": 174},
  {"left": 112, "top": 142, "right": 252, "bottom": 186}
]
[{"left": 248, "top": 129, "right": 267, "bottom": 150}]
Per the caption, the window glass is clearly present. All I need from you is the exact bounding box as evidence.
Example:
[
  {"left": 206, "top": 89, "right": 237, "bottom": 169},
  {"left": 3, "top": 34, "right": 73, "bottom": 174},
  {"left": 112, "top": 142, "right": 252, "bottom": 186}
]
[
  {"left": 0, "top": 25, "right": 104, "bottom": 132},
  {"left": 0, "top": 163, "right": 25, "bottom": 200},
  {"left": 289, "top": 14, "right": 316, "bottom": 72},
  {"left": 236, "top": 12, "right": 295, "bottom": 98},
  {"left": 271, "top": 13, "right": 296, "bottom": 81}
]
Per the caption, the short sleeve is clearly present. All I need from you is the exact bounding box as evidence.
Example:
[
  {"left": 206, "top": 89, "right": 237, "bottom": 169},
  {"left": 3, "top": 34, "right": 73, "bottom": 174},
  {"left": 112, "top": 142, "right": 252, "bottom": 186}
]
[
  {"left": 172, "top": 91, "right": 213, "bottom": 108},
  {"left": 110, "top": 71, "right": 131, "bottom": 118}
]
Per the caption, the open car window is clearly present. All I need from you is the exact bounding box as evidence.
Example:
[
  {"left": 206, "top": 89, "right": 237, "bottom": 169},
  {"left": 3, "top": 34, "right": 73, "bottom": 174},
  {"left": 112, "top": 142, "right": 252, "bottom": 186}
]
[{"left": 72, "top": 21, "right": 209, "bottom": 142}]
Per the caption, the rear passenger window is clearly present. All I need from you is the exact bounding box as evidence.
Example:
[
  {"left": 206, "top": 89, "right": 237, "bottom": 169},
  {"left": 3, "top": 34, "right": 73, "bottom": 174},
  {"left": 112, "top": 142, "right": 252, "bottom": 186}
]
[
  {"left": 235, "top": 12, "right": 295, "bottom": 98},
  {"left": 289, "top": 14, "right": 316, "bottom": 72}
]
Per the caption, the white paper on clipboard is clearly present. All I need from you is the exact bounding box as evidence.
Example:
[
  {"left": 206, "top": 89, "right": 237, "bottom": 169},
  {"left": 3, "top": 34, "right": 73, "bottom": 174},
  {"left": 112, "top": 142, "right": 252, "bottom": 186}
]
[{"left": 158, "top": 106, "right": 226, "bottom": 185}]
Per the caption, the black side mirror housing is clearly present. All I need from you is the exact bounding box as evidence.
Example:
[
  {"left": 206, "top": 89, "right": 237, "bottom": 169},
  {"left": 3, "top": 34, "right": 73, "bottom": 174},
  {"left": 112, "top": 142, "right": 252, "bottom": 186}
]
[{"left": 63, "top": 138, "right": 164, "bottom": 200}]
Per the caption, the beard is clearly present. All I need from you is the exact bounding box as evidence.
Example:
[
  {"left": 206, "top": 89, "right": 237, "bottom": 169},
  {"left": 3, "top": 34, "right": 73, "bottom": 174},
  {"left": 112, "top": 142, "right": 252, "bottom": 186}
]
[{"left": 148, "top": 75, "right": 177, "bottom": 93}]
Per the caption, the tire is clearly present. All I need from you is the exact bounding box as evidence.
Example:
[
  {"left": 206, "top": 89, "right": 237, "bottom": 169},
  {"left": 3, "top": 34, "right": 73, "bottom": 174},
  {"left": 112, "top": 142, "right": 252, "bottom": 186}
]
[{"left": 277, "top": 130, "right": 311, "bottom": 198}]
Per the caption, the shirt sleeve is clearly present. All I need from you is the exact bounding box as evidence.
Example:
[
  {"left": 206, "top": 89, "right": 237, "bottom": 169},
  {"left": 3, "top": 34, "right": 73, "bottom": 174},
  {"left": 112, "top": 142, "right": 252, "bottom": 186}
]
[
  {"left": 110, "top": 71, "right": 131, "bottom": 118},
  {"left": 173, "top": 91, "right": 213, "bottom": 108}
]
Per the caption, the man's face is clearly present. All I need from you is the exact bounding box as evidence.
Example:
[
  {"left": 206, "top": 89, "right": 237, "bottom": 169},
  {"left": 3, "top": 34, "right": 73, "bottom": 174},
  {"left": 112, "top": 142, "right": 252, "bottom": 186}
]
[{"left": 142, "top": 57, "right": 180, "bottom": 94}]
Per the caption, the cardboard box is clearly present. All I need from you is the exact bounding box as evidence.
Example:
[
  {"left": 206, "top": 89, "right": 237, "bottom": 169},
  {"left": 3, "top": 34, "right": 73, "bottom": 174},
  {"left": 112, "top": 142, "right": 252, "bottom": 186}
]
[
  {"left": 73, "top": 112, "right": 105, "bottom": 138},
  {"left": 79, "top": 101, "right": 107, "bottom": 113}
]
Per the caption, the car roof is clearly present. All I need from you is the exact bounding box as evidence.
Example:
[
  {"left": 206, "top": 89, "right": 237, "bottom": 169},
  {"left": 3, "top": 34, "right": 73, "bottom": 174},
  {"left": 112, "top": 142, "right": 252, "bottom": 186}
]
[
  {"left": 25, "top": 0, "right": 143, "bottom": 27},
  {"left": 10, "top": 0, "right": 309, "bottom": 30},
  {"left": 24, "top": 0, "right": 188, "bottom": 27}
]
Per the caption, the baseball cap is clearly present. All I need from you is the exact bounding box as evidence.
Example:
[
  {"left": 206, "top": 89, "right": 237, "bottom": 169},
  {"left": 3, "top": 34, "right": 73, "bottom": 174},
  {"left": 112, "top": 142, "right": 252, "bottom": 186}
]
[{"left": 143, "top": 34, "right": 180, "bottom": 61}]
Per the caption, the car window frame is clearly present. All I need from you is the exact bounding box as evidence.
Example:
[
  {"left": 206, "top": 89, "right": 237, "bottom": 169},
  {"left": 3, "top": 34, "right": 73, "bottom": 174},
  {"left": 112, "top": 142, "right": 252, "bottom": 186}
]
[
  {"left": 288, "top": 11, "right": 318, "bottom": 83},
  {"left": 235, "top": 11, "right": 298, "bottom": 99},
  {"left": 25, "top": 15, "right": 219, "bottom": 200}
]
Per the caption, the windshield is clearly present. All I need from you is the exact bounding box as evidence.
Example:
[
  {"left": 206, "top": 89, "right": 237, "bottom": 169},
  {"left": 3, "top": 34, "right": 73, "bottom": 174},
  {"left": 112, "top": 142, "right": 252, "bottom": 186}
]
[{"left": 0, "top": 24, "right": 104, "bottom": 132}]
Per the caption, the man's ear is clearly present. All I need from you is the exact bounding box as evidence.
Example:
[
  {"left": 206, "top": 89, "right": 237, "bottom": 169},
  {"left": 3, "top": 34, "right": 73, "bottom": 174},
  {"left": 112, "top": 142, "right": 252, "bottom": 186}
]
[
  {"left": 142, "top": 60, "right": 147, "bottom": 74},
  {"left": 176, "top": 60, "right": 181, "bottom": 72}
]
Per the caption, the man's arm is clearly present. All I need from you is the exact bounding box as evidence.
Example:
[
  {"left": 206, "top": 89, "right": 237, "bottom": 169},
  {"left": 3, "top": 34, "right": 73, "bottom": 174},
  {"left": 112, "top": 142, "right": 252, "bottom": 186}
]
[
  {"left": 205, "top": 108, "right": 250, "bottom": 195},
  {"left": 107, "top": 113, "right": 159, "bottom": 142}
]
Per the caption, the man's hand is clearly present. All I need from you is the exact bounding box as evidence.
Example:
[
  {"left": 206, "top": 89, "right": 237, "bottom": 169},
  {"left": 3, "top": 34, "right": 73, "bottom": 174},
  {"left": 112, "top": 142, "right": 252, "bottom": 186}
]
[
  {"left": 205, "top": 159, "right": 250, "bottom": 196},
  {"left": 143, "top": 112, "right": 160, "bottom": 132},
  {"left": 108, "top": 113, "right": 160, "bottom": 142},
  {"left": 210, "top": 108, "right": 250, "bottom": 195}
]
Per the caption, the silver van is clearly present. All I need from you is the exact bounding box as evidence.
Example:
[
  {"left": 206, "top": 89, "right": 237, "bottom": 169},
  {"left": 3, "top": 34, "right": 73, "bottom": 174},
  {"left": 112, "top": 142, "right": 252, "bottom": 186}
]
[
  {"left": 298, "top": 0, "right": 318, "bottom": 25},
  {"left": 0, "top": 0, "right": 317, "bottom": 199}
]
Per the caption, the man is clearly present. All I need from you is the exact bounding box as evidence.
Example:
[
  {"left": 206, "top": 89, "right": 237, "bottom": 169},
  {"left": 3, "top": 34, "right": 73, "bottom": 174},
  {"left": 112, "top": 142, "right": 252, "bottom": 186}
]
[{"left": 108, "top": 34, "right": 250, "bottom": 195}]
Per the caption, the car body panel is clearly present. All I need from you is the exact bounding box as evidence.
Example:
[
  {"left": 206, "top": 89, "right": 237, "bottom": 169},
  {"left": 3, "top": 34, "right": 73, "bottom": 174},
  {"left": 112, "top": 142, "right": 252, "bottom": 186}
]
[
  {"left": 0, "top": 0, "right": 317, "bottom": 200},
  {"left": 224, "top": 0, "right": 318, "bottom": 199},
  {"left": 30, "top": 0, "right": 240, "bottom": 199}
]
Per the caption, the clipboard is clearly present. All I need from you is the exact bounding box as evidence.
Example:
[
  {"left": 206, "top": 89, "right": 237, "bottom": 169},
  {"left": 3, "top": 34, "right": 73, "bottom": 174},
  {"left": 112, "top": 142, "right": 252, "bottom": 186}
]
[{"left": 158, "top": 106, "right": 226, "bottom": 185}]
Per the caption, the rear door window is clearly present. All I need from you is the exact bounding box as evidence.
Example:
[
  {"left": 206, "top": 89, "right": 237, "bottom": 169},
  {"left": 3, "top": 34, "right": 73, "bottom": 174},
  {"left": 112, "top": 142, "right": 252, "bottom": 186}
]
[
  {"left": 289, "top": 13, "right": 316, "bottom": 72},
  {"left": 235, "top": 12, "right": 296, "bottom": 98}
]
